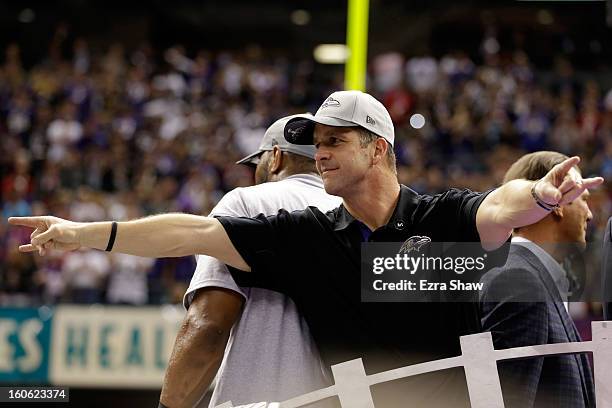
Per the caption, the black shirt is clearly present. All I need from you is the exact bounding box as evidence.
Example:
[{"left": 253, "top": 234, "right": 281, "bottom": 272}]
[{"left": 218, "top": 185, "right": 491, "bottom": 405}]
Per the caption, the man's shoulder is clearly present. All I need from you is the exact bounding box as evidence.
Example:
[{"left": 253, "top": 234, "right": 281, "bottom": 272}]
[
  {"left": 482, "top": 247, "right": 540, "bottom": 280},
  {"left": 234, "top": 176, "right": 316, "bottom": 196},
  {"left": 404, "top": 185, "right": 489, "bottom": 241},
  {"left": 216, "top": 195, "right": 338, "bottom": 229},
  {"left": 479, "top": 248, "right": 547, "bottom": 300},
  {"left": 221, "top": 176, "right": 341, "bottom": 217},
  {"left": 416, "top": 187, "right": 488, "bottom": 208},
  {"left": 403, "top": 185, "right": 485, "bottom": 210}
]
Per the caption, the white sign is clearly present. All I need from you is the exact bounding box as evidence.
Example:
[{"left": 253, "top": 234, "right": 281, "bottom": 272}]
[{"left": 50, "top": 305, "right": 182, "bottom": 388}]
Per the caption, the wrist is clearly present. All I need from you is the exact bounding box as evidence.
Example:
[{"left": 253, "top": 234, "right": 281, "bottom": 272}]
[
  {"left": 74, "top": 222, "right": 83, "bottom": 248},
  {"left": 75, "top": 222, "right": 94, "bottom": 249},
  {"left": 78, "top": 221, "right": 114, "bottom": 251},
  {"left": 105, "top": 221, "right": 118, "bottom": 252},
  {"left": 531, "top": 180, "right": 560, "bottom": 211}
]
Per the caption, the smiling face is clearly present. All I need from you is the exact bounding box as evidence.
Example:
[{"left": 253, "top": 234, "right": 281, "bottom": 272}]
[{"left": 312, "top": 124, "right": 374, "bottom": 197}]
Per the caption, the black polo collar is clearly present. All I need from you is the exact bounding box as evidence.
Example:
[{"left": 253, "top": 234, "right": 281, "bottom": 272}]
[{"left": 331, "top": 185, "right": 420, "bottom": 232}]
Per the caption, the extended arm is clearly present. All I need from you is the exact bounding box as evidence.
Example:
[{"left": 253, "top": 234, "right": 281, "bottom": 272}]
[
  {"left": 476, "top": 156, "right": 603, "bottom": 249},
  {"left": 160, "top": 287, "right": 243, "bottom": 408},
  {"left": 7, "top": 213, "right": 251, "bottom": 271}
]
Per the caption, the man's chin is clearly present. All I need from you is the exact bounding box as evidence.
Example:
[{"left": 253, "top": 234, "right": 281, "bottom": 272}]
[
  {"left": 575, "top": 238, "right": 587, "bottom": 251},
  {"left": 322, "top": 180, "right": 342, "bottom": 196}
]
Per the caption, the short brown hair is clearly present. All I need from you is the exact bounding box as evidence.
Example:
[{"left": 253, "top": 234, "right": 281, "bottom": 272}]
[
  {"left": 356, "top": 128, "right": 397, "bottom": 175},
  {"left": 503, "top": 151, "right": 571, "bottom": 183}
]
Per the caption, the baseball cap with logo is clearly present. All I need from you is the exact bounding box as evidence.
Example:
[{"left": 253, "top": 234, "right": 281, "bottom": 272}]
[
  {"left": 236, "top": 113, "right": 318, "bottom": 166},
  {"left": 284, "top": 90, "right": 395, "bottom": 146}
]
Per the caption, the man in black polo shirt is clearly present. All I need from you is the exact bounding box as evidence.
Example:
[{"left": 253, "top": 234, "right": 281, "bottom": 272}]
[{"left": 9, "top": 91, "right": 604, "bottom": 407}]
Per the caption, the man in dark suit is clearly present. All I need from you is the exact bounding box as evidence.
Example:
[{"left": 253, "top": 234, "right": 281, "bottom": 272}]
[
  {"left": 603, "top": 217, "right": 612, "bottom": 320},
  {"left": 479, "top": 151, "right": 596, "bottom": 408}
]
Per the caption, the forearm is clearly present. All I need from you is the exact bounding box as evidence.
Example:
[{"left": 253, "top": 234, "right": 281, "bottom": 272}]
[
  {"left": 490, "top": 179, "right": 550, "bottom": 228},
  {"left": 76, "top": 214, "right": 250, "bottom": 270},
  {"left": 78, "top": 214, "right": 210, "bottom": 256},
  {"left": 477, "top": 180, "right": 548, "bottom": 247}
]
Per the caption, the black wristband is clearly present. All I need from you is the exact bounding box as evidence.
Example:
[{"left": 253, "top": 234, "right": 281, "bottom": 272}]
[
  {"left": 531, "top": 181, "right": 559, "bottom": 211},
  {"left": 105, "top": 221, "right": 118, "bottom": 252}
]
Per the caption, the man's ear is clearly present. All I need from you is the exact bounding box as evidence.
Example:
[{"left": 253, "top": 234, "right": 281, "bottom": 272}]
[
  {"left": 372, "top": 138, "right": 388, "bottom": 166},
  {"left": 270, "top": 146, "right": 283, "bottom": 174}
]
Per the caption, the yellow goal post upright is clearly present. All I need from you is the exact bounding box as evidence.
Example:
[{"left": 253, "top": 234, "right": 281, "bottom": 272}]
[{"left": 344, "top": 0, "right": 370, "bottom": 91}]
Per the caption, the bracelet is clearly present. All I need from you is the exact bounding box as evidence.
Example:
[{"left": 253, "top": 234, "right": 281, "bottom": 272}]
[
  {"left": 531, "top": 181, "right": 559, "bottom": 211},
  {"left": 105, "top": 221, "right": 118, "bottom": 252}
]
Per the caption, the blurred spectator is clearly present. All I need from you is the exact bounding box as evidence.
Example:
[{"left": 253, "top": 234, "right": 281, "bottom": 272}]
[
  {"left": 61, "top": 250, "right": 110, "bottom": 304},
  {"left": 46, "top": 103, "right": 83, "bottom": 163},
  {"left": 107, "top": 253, "right": 154, "bottom": 305},
  {"left": 405, "top": 54, "right": 438, "bottom": 94}
]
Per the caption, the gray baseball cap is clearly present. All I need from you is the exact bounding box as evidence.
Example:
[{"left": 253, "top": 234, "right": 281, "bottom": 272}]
[
  {"left": 236, "top": 113, "right": 318, "bottom": 165},
  {"left": 284, "top": 90, "right": 395, "bottom": 146}
]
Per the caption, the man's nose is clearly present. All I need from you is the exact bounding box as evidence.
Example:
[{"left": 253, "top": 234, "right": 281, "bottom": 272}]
[
  {"left": 586, "top": 206, "right": 593, "bottom": 222},
  {"left": 315, "top": 148, "right": 330, "bottom": 162}
]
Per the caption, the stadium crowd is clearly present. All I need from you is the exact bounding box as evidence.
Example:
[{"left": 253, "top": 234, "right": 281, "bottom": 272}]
[{"left": 1, "top": 34, "right": 611, "bottom": 322}]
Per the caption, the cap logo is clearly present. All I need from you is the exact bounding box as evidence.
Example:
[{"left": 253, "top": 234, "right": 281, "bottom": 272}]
[
  {"left": 271, "top": 138, "right": 279, "bottom": 146},
  {"left": 285, "top": 122, "right": 310, "bottom": 142},
  {"left": 286, "top": 127, "right": 301, "bottom": 137},
  {"left": 321, "top": 96, "right": 341, "bottom": 109},
  {"left": 366, "top": 115, "right": 376, "bottom": 125}
]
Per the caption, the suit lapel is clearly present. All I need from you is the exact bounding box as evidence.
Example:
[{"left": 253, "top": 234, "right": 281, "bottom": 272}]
[
  {"left": 513, "top": 246, "right": 579, "bottom": 340},
  {"left": 512, "top": 246, "right": 565, "bottom": 302}
]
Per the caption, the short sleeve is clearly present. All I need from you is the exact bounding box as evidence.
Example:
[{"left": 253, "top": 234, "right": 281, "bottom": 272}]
[
  {"left": 182, "top": 188, "right": 253, "bottom": 310},
  {"left": 182, "top": 254, "right": 247, "bottom": 310},
  {"left": 209, "top": 188, "right": 250, "bottom": 217},
  {"left": 415, "top": 188, "right": 493, "bottom": 242},
  {"left": 216, "top": 209, "right": 302, "bottom": 295}
]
